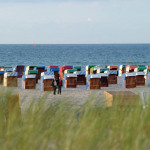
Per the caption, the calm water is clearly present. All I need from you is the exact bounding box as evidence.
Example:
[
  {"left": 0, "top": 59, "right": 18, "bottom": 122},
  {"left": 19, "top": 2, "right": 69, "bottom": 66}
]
[{"left": 0, "top": 44, "right": 150, "bottom": 69}]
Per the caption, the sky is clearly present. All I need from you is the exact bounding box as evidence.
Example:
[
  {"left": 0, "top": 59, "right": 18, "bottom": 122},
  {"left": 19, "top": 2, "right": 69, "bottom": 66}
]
[{"left": 0, "top": 0, "right": 150, "bottom": 44}]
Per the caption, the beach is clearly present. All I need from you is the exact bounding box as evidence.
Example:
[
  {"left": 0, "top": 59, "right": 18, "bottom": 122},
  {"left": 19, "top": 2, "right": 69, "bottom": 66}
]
[
  {"left": 1, "top": 76, "right": 148, "bottom": 111},
  {"left": 1, "top": 0, "right": 150, "bottom": 148}
]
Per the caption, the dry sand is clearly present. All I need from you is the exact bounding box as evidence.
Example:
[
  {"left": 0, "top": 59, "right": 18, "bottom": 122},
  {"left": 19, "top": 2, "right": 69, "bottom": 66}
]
[{"left": 1, "top": 77, "right": 149, "bottom": 110}]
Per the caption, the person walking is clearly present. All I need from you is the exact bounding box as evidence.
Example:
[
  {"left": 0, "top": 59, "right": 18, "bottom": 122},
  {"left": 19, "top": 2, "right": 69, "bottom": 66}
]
[
  {"left": 57, "top": 77, "right": 63, "bottom": 95},
  {"left": 52, "top": 78, "right": 57, "bottom": 95}
]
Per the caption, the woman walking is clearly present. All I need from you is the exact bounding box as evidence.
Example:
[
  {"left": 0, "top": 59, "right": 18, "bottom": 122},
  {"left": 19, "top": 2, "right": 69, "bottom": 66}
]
[{"left": 57, "top": 77, "right": 63, "bottom": 95}]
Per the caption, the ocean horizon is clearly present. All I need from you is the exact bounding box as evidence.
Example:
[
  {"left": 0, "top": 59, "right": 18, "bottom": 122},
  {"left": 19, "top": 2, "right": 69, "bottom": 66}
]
[{"left": 0, "top": 44, "right": 150, "bottom": 68}]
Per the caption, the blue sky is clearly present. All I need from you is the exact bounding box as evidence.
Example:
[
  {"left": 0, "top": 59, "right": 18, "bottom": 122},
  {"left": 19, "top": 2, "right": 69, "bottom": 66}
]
[{"left": 0, "top": 0, "right": 149, "bottom": 44}]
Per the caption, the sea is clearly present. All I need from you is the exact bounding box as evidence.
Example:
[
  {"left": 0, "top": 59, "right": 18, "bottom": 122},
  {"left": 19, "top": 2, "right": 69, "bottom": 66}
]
[{"left": 0, "top": 44, "right": 150, "bottom": 69}]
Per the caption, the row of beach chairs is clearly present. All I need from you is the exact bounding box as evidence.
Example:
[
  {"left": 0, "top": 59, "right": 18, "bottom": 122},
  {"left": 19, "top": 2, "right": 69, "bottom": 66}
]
[{"left": 0, "top": 65, "right": 150, "bottom": 91}]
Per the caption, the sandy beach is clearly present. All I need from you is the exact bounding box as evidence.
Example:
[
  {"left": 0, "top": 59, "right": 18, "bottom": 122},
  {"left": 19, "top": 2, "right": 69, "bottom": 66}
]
[{"left": 1, "top": 77, "right": 149, "bottom": 111}]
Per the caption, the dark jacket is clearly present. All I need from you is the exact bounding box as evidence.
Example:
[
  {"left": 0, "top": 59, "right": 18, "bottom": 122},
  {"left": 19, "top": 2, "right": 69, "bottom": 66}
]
[{"left": 57, "top": 79, "right": 63, "bottom": 87}]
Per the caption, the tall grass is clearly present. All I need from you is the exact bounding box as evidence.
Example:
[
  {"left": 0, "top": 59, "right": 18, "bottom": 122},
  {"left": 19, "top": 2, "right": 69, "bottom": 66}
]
[{"left": 0, "top": 89, "right": 150, "bottom": 150}]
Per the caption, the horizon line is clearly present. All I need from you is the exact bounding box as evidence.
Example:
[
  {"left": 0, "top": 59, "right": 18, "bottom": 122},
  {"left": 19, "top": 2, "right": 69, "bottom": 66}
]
[{"left": 0, "top": 43, "right": 150, "bottom": 45}]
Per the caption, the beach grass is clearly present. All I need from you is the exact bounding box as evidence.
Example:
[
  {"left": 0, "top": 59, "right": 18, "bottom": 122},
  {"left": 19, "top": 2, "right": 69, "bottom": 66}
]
[{"left": 0, "top": 89, "right": 150, "bottom": 150}]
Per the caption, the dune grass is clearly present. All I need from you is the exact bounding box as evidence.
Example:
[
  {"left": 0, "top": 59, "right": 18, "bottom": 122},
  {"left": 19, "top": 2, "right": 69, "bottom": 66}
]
[{"left": 0, "top": 89, "right": 150, "bottom": 150}]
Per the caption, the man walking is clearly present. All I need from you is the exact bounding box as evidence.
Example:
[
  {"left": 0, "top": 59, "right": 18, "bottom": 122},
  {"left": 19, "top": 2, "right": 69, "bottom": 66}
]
[
  {"left": 57, "top": 77, "right": 63, "bottom": 95},
  {"left": 52, "top": 78, "right": 57, "bottom": 95}
]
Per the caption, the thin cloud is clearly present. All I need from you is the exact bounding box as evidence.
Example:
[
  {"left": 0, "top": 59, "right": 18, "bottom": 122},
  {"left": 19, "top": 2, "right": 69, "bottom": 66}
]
[
  {"left": 33, "top": 18, "right": 50, "bottom": 24},
  {"left": 87, "top": 17, "right": 92, "bottom": 22},
  {"left": 0, "top": 0, "right": 149, "bottom": 44}
]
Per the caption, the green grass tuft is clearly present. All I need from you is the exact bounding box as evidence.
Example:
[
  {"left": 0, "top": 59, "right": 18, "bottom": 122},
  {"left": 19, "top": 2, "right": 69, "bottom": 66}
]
[{"left": 0, "top": 89, "right": 150, "bottom": 150}]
